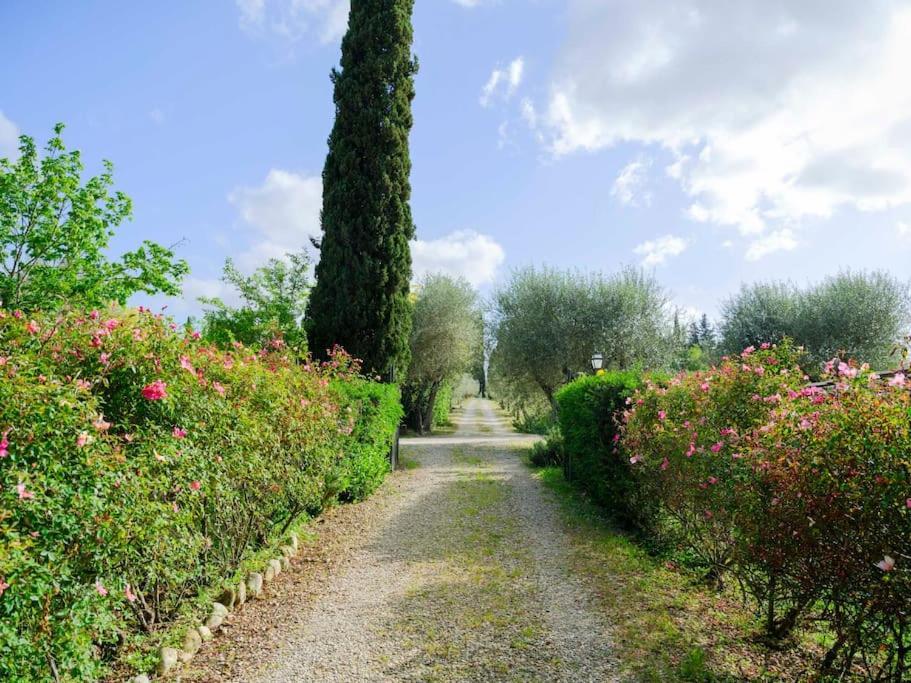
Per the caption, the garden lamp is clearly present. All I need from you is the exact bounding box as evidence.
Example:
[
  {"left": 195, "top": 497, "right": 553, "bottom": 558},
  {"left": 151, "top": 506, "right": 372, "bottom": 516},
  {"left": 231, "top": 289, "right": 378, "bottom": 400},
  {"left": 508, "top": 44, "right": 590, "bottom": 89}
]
[{"left": 590, "top": 353, "right": 604, "bottom": 371}]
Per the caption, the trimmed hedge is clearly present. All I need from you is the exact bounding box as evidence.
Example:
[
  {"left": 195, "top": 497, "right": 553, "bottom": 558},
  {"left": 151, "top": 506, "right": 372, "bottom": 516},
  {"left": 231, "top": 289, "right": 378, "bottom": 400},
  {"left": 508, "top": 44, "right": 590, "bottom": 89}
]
[
  {"left": 555, "top": 370, "right": 645, "bottom": 525},
  {"left": 0, "top": 306, "right": 401, "bottom": 681}
]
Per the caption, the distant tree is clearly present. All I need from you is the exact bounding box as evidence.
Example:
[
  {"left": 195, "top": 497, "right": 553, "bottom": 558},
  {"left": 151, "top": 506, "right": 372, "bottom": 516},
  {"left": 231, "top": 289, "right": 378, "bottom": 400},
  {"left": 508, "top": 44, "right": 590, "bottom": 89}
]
[
  {"left": 199, "top": 252, "right": 310, "bottom": 352},
  {"left": 306, "top": 0, "right": 418, "bottom": 378},
  {"left": 719, "top": 271, "right": 910, "bottom": 372},
  {"left": 0, "top": 124, "right": 188, "bottom": 310},
  {"left": 490, "top": 266, "right": 672, "bottom": 410},
  {"left": 403, "top": 274, "right": 480, "bottom": 432},
  {"left": 470, "top": 309, "right": 488, "bottom": 398},
  {"left": 719, "top": 281, "right": 799, "bottom": 355}
]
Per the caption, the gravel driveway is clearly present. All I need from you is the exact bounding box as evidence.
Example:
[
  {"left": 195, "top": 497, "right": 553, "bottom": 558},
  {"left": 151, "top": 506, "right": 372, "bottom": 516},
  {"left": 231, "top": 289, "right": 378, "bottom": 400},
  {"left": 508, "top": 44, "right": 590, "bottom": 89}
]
[{"left": 194, "top": 399, "right": 618, "bottom": 682}]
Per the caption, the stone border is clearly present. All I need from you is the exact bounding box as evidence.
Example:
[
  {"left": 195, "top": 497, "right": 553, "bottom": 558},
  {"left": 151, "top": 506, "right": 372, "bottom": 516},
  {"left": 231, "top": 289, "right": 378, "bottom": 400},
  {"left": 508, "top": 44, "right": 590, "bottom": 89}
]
[{"left": 125, "top": 532, "right": 300, "bottom": 682}]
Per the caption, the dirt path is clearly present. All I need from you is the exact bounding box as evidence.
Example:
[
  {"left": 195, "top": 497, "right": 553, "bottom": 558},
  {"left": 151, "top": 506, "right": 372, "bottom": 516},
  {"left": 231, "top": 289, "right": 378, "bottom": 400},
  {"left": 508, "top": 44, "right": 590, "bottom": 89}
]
[{"left": 186, "top": 399, "right": 618, "bottom": 682}]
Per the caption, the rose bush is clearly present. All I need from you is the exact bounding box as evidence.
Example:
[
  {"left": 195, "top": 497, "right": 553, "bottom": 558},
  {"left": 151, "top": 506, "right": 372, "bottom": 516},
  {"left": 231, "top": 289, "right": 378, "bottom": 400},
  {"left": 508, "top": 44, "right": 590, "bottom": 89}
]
[{"left": 0, "top": 306, "right": 401, "bottom": 681}]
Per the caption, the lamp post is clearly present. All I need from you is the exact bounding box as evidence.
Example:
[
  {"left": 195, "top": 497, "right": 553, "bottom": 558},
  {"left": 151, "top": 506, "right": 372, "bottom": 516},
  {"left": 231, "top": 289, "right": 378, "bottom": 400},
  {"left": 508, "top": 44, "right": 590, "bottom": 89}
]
[{"left": 590, "top": 352, "right": 604, "bottom": 373}]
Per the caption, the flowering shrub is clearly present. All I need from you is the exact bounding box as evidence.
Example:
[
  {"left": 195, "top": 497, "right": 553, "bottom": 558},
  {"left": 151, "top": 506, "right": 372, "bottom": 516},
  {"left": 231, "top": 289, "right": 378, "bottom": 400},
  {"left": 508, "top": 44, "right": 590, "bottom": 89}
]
[
  {"left": 622, "top": 343, "right": 911, "bottom": 678},
  {"left": 0, "top": 306, "right": 401, "bottom": 681}
]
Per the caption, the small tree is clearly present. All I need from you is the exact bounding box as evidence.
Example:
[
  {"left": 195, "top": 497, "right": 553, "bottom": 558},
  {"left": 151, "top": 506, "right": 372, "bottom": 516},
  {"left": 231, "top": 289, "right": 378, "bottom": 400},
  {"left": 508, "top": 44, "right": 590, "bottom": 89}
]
[
  {"left": 199, "top": 251, "right": 311, "bottom": 352},
  {"left": 0, "top": 124, "right": 188, "bottom": 310},
  {"left": 403, "top": 274, "right": 480, "bottom": 432}
]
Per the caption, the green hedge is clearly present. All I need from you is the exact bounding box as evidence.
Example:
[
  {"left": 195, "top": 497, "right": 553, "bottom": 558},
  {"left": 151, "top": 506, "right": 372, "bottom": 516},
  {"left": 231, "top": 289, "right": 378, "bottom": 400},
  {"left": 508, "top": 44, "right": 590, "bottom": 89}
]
[
  {"left": 555, "top": 370, "right": 645, "bottom": 524},
  {"left": 432, "top": 380, "right": 453, "bottom": 428},
  {"left": 0, "top": 307, "right": 401, "bottom": 681}
]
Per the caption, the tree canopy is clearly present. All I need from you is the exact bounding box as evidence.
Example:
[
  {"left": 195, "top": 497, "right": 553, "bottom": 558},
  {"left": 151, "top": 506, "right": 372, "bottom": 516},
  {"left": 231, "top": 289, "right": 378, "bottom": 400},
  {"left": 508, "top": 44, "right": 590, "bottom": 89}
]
[
  {"left": 199, "top": 251, "right": 310, "bottom": 352},
  {"left": 0, "top": 124, "right": 188, "bottom": 311},
  {"left": 719, "top": 271, "right": 910, "bottom": 371}
]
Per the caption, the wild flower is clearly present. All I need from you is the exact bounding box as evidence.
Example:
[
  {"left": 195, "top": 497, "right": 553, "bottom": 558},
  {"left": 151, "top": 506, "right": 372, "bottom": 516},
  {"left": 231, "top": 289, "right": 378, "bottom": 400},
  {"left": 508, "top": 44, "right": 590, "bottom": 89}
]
[
  {"left": 95, "top": 580, "right": 108, "bottom": 597},
  {"left": 0, "top": 429, "right": 9, "bottom": 458},
  {"left": 172, "top": 427, "right": 187, "bottom": 439},
  {"left": 875, "top": 555, "right": 896, "bottom": 572}
]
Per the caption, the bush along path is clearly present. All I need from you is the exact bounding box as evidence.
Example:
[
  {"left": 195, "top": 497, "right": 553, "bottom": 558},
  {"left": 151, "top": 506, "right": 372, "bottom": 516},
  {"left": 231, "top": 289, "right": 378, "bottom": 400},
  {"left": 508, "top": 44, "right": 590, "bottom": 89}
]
[{"left": 182, "top": 399, "right": 619, "bottom": 683}]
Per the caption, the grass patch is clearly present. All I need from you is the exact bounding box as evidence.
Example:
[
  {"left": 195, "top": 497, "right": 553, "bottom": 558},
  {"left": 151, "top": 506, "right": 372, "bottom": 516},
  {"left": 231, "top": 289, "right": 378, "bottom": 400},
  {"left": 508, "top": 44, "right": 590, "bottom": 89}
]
[
  {"left": 533, "top": 465, "right": 817, "bottom": 682},
  {"left": 451, "top": 447, "right": 486, "bottom": 467},
  {"left": 398, "top": 454, "right": 421, "bottom": 470}
]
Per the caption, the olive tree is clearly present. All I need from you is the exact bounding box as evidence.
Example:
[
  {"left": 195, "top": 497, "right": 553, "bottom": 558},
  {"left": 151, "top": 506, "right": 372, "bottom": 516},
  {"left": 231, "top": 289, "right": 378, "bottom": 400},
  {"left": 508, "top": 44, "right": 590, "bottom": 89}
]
[
  {"left": 404, "top": 274, "right": 481, "bottom": 432},
  {"left": 719, "top": 271, "right": 910, "bottom": 372},
  {"left": 489, "top": 266, "right": 672, "bottom": 411}
]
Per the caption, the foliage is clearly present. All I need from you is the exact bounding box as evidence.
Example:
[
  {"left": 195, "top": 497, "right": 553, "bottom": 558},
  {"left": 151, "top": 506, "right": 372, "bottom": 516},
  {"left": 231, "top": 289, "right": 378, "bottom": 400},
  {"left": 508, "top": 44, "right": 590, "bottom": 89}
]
[
  {"left": 555, "top": 370, "right": 647, "bottom": 525},
  {"left": 199, "top": 252, "right": 310, "bottom": 353},
  {"left": 719, "top": 271, "right": 910, "bottom": 373},
  {"left": 402, "top": 274, "right": 480, "bottom": 432},
  {"left": 622, "top": 343, "right": 911, "bottom": 678},
  {"left": 0, "top": 306, "right": 400, "bottom": 681},
  {"left": 431, "top": 380, "right": 453, "bottom": 428},
  {"left": 0, "top": 125, "right": 188, "bottom": 311},
  {"left": 306, "top": 0, "right": 418, "bottom": 378},
  {"left": 489, "top": 266, "right": 672, "bottom": 410},
  {"left": 528, "top": 432, "right": 563, "bottom": 467}
]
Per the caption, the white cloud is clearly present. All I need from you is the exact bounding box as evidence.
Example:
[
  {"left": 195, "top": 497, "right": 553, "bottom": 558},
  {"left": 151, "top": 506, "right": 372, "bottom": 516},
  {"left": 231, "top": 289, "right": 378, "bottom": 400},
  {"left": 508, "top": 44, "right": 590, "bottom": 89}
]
[
  {"left": 897, "top": 221, "right": 910, "bottom": 240},
  {"left": 633, "top": 234, "right": 687, "bottom": 266},
  {"left": 149, "top": 108, "right": 165, "bottom": 125},
  {"left": 537, "top": 0, "right": 911, "bottom": 257},
  {"left": 0, "top": 110, "right": 20, "bottom": 159},
  {"left": 744, "top": 229, "right": 798, "bottom": 261},
  {"left": 236, "top": 0, "right": 348, "bottom": 46},
  {"left": 480, "top": 57, "right": 524, "bottom": 107},
  {"left": 228, "top": 169, "right": 322, "bottom": 270},
  {"left": 611, "top": 157, "right": 652, "bottom": 207},
  {"left": 411, "top": 230, "right": 505, "bottom": 287},
  {"left": 452, "top": 0, "right": 488, "bottom": 6}
]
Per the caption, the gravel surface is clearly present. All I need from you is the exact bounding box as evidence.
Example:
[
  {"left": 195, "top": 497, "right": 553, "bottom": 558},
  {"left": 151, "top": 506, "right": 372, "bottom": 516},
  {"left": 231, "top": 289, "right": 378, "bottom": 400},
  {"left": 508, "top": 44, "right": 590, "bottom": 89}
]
[{"left": 184, "top": 399, "right": 618, "bottom": 682}]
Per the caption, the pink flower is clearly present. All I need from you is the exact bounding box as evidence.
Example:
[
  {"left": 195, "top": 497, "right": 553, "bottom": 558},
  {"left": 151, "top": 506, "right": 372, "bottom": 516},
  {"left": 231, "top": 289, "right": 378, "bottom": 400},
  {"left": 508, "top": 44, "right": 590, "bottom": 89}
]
[
  {"left": 685, "top": 442, "right": 696, "bottom": 457},
  {"left": 213, "top": 381, "right": 225, "bottom": 396},
  {"left": 875, "top": 555, "right": 896, "bottom": 572},
  {"left": 741, "top": 345, "right": 756, "bottom": 357},
  {"left": 189, "top": 480, "right": 201, "bottom": 491},
  {"left": 179, "top": 356, "right": 195, "bottom": 374},
  {"left": 700, "top": 382, "right": 710, "bottom": 392},
  {"left": 0, "top": 429, "right": 9, "bottom": 458},
  {"left": 838, "top": 362, "right": 857, "bottom": 379},
  {"left": 172, "top": 426, "right": 187, "bottom": 439},
  {"left": 102, "top": 319, "right": 119, "bottom": 331},
  {"left": 612, "top": 433, "right": 621, "bottom": 443},
  {"left": 141, "top": 380, "right": 167, "bottom": 401},
  {"left": 760, "top": 342, "right": 771, "bottom": 350},
  {"left": 25, "top": 320, "right": 39, "bottom": 335},
  {"left": 12, "top": 309, "right": 23, "bottom": 319},
  {"left": 798, "top": 418, "right": 812, "bottom": 431},
  {"left": 124, "top": 583, "right": 137, "bottom": 602},
  {"left": 191, "top": 330, "right": 201, "bottom": 340},
  {"left": 889, "top": 373, "right": 906, "bottom": 388},
  {"left": 660, "top": 457, "right": 669, "bottom": 471},
  {"left": 754, "top": 366, "right": 765, "bottom": 376},
  {"left": 657, "top": 410, "right": 667, "bottom": 421},
  {"left": 90, "top": 310, "right": 100, "bottom": 320},
  {"left": 906, "top": 498, "right": 911, "bottom": 509},
  {"left": 99, "top": 352, "right": 111, "bottom": 366},
  {"left": 223, "top": 358, "right": 234, "bottom": 370},
  {"left": 0, "top": 577, "right": 9, "bottom": 598},
  {"left": 17, "top": 482, "right": 34, "bottom": 500},
  {"left": 707, "top": 476, "right": 718, "bottom": 485},
  {"left": 95, "top": 580, "right": 108, "bottom": 597},
  {"left": 93, "top": 416, "right": 111, "bottom": 432},
  {"left": 710, "top": 442, "right": 723, "bottom": 453},
  {"left": 76, "top": 431, "right": 92, "bottom": 447}
]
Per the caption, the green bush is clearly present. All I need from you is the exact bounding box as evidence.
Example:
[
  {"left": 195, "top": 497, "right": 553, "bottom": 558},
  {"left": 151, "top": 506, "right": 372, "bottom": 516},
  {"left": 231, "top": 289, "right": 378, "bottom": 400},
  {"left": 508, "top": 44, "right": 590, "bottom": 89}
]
[
  {"left": 555, "top": 370, "right": 645, "bottom": 524},
  {"left": 432, "top": 381, "right": 453, "bottom": 428},
  {"left": 0, "top": 306, "right": 401, "bottom": 681},
  {"left": 528, "top": 432, "right": 563, "bottom": 467}
]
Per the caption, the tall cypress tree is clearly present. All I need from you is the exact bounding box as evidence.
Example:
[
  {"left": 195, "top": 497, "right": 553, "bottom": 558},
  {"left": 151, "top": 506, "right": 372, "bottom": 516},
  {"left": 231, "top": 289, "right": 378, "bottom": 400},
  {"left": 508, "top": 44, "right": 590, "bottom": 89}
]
[{"left": 306, "top": 0, "right": 417, "bottom": 378}]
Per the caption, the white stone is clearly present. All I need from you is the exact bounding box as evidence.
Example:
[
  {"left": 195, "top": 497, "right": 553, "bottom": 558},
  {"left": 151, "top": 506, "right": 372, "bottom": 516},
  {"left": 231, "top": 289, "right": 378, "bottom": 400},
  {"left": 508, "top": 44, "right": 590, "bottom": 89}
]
[
  {"left": 247, "top": 572, "right": 263, "bottom": 596},
  {"left": 197, "top": 625, "right": 213, "bottom": 642},
  {"left": 158, "top": 647, "right": 180, "bottom": 675}
]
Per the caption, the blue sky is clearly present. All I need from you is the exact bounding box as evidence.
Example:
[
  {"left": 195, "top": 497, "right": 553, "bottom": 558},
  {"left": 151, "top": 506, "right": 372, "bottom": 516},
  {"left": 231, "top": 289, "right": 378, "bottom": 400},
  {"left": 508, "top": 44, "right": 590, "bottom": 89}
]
[{"left": 2, "top": 0, "right": 910, "bottom": 322}]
